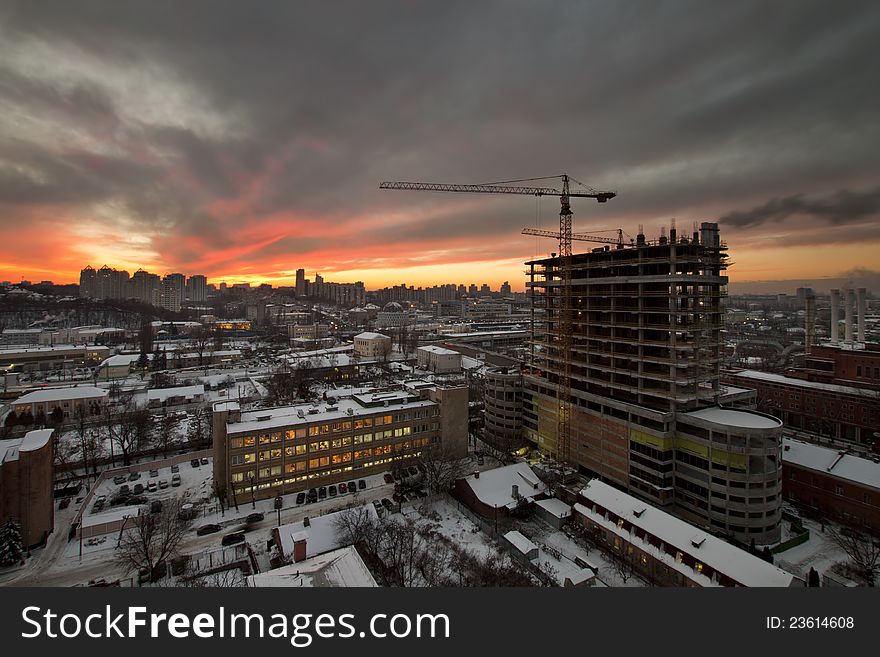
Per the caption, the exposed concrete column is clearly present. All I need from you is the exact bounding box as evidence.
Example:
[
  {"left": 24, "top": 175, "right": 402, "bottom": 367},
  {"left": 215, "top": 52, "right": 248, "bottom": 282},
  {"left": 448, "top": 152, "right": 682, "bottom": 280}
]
[
  {"left": 857, "top": 287, "right": 867, "bottom": 343},
  {"left": 844, "top": 288, "right": 855, "bottom": 344},
  {"left": 830, "top": 289, "right": 840, "bottom": 344}
]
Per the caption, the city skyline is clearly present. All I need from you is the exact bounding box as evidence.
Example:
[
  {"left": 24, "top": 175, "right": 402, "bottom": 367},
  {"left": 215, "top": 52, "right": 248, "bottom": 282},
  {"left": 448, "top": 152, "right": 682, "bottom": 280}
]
[{"left": 1, "top": 2, "right": 878, "bottom": 293}]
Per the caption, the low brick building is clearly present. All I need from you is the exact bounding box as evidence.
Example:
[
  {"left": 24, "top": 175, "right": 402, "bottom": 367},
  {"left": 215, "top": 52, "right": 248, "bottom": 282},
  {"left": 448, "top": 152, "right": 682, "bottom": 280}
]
[
  {"left": 782, "top": 438, "right": 880, "bottom": 533},
  {"left": 1, "top": 429, "right": 54, "bottom": 548}
]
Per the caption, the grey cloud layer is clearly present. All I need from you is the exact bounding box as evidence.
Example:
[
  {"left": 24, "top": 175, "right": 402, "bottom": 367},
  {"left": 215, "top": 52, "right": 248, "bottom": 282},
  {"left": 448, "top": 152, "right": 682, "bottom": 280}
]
[{"left": 1, "top": 0, "right": 879, "bottom": 269}]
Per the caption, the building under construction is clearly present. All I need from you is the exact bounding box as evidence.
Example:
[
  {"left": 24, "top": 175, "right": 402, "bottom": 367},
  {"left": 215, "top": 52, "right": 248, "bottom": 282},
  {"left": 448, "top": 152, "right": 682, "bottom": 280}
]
[{"left": 521, "top": 222, "right": 784, "bottom": 544}]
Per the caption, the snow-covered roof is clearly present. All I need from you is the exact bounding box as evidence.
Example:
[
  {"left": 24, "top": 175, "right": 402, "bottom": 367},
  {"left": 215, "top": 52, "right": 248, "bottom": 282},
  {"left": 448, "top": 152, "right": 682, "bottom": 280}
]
[
  {"left": 503, "top": 530, "right": 538, "bottom": 555},
  {"left": 462, "top": 462, "right": 546, "bottom": 510},
  {"left": 1, "top": 429, "right": 53, "bottom": 463},
  {"left": 534, "top": 497, "right": 572, "bottom": 519},
  {"left": 418, "top": 345, "right": 459, "bottom": 356},
  {"left": 14, "top": 386, "right": 108, "bottom": 404},
  {"left": 577, "top": 480, "right": 797, "bottom": 587},
  {"left": 275, "top": 505, "right": 379, "bottom": 559},
  {"left": 729, "top": 369, "right": 880, "bottom": 398},
  {"left": 246, "top": 546, "right": 377, "bottom": 587},
  {"left": 683, "top": 406, "right": 781, "bottom": 430},
  {"left": 783, "top": 438, "right": 880, "bottom": 491},
  {"left": 354, "top": 332, "right": 390, "bottom": 340},
  {"left": 99, "top": 353, "right": 150, "bottom": 368},
  {"left": 146, "top": 384, "right": 205, "bottom": 403}
]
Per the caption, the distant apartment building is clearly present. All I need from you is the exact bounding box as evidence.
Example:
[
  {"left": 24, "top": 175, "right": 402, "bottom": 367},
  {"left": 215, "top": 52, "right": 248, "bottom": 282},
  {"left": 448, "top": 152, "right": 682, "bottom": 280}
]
[
  {"left": 157, "top": 275, "right": 182, "bottom": 312},
  {"left": 416, "top": 345, "right": 462, "bottom": 373},
  {"left": 212, "top": 384, "right": 468, "bottom": 502},
  {"left": 0, "top": 429, "right": 54, "bottom": 548},
  {"left": 12, "top": 386, "right": 109, "bottom": 420},
  {"left": 522, "top": 223, "right": 784, "bottom": 544},
  {"left": 186, "top": 274, "right": 208, "bottom": 304},
  {"left": 128, "top": 269, "right": 161, "bottom": 304}
]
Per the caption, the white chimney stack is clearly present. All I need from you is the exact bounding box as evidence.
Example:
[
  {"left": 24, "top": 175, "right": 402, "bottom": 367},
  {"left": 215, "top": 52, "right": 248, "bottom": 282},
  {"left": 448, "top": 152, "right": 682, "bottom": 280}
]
[
  {"left": 845, "top": 288, "right": 855, "bottom": 344},
  {"left": 830, "top": 288, "right": 840, "bottom": 344},
  {"left": 857, "top": 288, "right": 867, "bottom": 343}
]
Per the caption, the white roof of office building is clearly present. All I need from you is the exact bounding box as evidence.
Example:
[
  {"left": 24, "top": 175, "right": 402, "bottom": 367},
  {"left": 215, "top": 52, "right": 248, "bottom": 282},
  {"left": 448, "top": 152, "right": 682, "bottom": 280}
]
[
  {"left": 146, "top": 384, "right": 205, "bottom": 403},
  {"left": 783, "top": 438, "right": 880, "bottom": 491},
  {"left": 14, "top": 386, "right": 108, "bottom": 404},
  {"left": 729, "top": 369, "right": 880, "bottom": 398},
  {"left": 354, "top": 332, "right": 390, "bottom": 340},
  {"left": 683, "top": 406, "right": 781, "bottom": 429},
  {"left": 462, "top": 462, "right": 546, "bottom": 510},
  {"left": 1, "top": 344, "right": 108, "bottom": 356},
  {"left": 99, "top": 353, "right": 150, "bottom": 368},
  {"left": 229, "top": 394, "right": 436, "bottom": 434},
  {"left": 577, "top": 480, "right": 797, "bottom": 587},
  {"left": 246, "top": 546, "right": 377, "bottom": 587},
  {"left": 1, "top": 429, "right": 53, "bottom": 463}
]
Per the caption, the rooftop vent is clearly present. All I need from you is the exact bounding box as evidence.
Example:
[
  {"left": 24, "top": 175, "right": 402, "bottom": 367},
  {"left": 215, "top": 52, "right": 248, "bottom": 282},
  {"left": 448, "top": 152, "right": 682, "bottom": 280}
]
[
  {"left": 256, "top": 415, "right": 271, "bottom": 422},
  {"left": 307, "top": 408, "right": 319, "bottom": 415},
  {"left": 296, "top": 409, "right": 305, "bottom": 418},
  {"left": 632, "top": 505, "right": 646, "bottom": 518},
  {"left": 346, "top": 407, "right": 354, "bottom": 416},
  {"left": 690, "top": 534, "right": 706, "bottom": 549}
]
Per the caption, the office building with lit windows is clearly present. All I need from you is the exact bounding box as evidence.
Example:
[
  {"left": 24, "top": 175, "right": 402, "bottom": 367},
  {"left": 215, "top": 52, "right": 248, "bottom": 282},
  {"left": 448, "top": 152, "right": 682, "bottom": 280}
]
[{"left": 212, "top": 383, "right": 467, "bottom": 502}]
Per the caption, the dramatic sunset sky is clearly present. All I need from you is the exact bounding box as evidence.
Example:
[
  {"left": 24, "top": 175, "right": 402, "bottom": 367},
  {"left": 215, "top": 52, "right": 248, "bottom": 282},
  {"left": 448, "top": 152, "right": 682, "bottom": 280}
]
[{"left": 1, "top": 1, "right": 878, "bottom": 293}]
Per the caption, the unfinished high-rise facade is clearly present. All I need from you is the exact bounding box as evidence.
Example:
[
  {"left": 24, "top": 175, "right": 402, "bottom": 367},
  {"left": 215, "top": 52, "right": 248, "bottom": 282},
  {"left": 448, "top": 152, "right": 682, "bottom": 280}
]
[{"left": 522, "top": 222, "right": 784, "bottom": 544}]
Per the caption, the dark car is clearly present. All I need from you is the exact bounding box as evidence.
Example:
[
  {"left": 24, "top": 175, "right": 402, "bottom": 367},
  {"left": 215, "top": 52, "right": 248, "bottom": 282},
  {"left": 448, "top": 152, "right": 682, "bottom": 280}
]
[
  {"left": 381, "top": 498, "right": 394, "bottom": 511},
  {"left": 196, "top": 524, "right": 222, "bottom": 536},
  {"left": 347, "top": 481, "right": 356, "bottom": 493},
  {"left": 133, "top": 483, "right": 144, "bottom": 495},
  {"left": 408, "top": 466, "right": 419, "bottom": 477},
  {"left": 127, "top": 495, "right": 148, "bottom": 505},
  {"left": 306, "top": 488, "right": 318, "bottom": 503},
  {"left": 358, "top": 479, "right": 366, "bottom": 490},
  {"left": 128, "top": 472, "right": 141, "bottom": 481},
  {"left": 150, "top": 500, "right": 163, "bottom": 514},
  {"left": 328, "top": 485, "right": 337, "bottom": 497},
  {"left": 318, "top": 486, "right": 327, "bottom": 499},
  {"left": 190, "top": 459, "right": 201, "bottom": 468},
  {"left": 296, "top": 492, "right": 306, "bottom": 505},
  {"left": 392, "top": 492, "right": 404, "bottom": 503},
  {"left": 246, "top": 512, "right": 264, "bottom": 524},
  {"left": 113, "top": 475, "right": 127, "bottom": 485},
  {"left": 383, "top": 474, "right": 394, "bottom": 484},
  {"left": 221, "top": 532, "right": 245, "bottom": 546}
]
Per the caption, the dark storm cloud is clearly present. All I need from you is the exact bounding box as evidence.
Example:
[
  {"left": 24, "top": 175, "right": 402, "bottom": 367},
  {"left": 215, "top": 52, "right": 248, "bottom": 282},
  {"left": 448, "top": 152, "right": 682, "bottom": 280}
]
[
  {"left": 0, "top": 0, "right": 879, "bottom": 273},
  {"left": 720, "top": 187, "right": 880, "bottom": 228}
]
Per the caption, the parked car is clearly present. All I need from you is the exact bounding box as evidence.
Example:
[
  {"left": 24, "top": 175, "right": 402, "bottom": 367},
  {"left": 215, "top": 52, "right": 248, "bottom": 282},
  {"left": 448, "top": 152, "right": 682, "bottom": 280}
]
[
  {"left": 150, "top": 500, "right": 163, "bottom": 514},
  {"left": 127, "top": 495, "right": 148, "bottom": 505},
  {"left": 159, "top": 479, "right": 169, "bottom": 489},
  {"left": 196, "top": 524, "right": 221, "bottom": 536},
  {"left": 113, "top": 475, "right": 127, "bottom": 485},
  {"left": 295, "top": 492, "right": 306, "bottom": 505},
  {"left": 318, "top": 486, "right": 327, "bottom": 499},
  {"left": 408, "top": 466, "right": 418, "bottom": 477},
  {"left": 221, "top": 532, "right": 245, "bottom": 546},
  {"left": 190, "top": 459, "right": 200, "bottom": 468},
  {"left": 200, "top": 457, "right": 209, "bottom": 465},
  {"left": 171, "top": 464, "right": 180, "bottom": 473},
  {"left": 133, "top": 483, "right": 144, "bottom": 495},
  {"left": 328, "top": 484, "right": 337, "bottom": 497},
  {"left": 119, "top": 484, "right": 130, "bottom": 496},
  {"left": 246, "top": 512, "right": 264, "bottom": 524},
  {"left": 358, "top": 479, "right": 366, "bottom": 490},
  {"left": 171, "top": 474, "right": 182, "bottom": 487},
  {"left": 381, "top": 498, "right": 394, "bottom": 511},
  {"left": 147, "top": 481, "right": 157, "bottom": 493},
  {"left": 383, "top": 474, "right": 394, "bottom": 484},
  {"left": 307, "top": 488, "right": 318, "bottom": 503},
  {"left": 92, "top": 500, "right": 105, "bottom": 512},
  {"left": 347, "top": 481, "right": 356, "bottom": 493},
  {"left": 58, "top": 498, "right": 71, "bottom": 510},
  {"left": 128, "top": 472, "right": 141, "bottom": 481}
]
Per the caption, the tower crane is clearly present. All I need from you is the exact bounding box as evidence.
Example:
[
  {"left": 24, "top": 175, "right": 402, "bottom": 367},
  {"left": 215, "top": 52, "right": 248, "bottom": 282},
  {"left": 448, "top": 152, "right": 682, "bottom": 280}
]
[{"left": 379, "top": 174, "right": 616, "bottom": 473}]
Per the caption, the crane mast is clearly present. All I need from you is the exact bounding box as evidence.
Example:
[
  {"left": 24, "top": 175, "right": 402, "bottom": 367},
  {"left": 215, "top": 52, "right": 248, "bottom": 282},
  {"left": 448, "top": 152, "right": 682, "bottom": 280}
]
[{"left": 379, "top": 174, "right": 616, "bottom": 475}]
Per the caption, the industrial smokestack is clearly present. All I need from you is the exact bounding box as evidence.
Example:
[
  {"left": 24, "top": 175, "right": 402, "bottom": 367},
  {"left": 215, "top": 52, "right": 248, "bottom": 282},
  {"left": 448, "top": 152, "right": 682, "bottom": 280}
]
[
  {"left": 805, "top": 292, "right": 816, "bottom": 354},
  {"left": 845, "top": 288, "right": 855, "bottom": 344},
  {"left": 830, "top": 289, "right": 840, "bottom": 344},
  {"left": 857, "top": 288, "right": 867, "bottom": 343}
]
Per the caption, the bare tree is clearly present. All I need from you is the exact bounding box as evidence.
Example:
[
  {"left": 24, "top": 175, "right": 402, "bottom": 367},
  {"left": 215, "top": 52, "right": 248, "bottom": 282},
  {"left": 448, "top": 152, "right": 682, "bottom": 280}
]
[
  {"left": 827, "top": 526, "right": 880, "bottom": 586},
  {"left": 187, "top": 405, "right": 211, "bottom": 446},
  {"left": 333, "top": 505, "right": 379, "bottom": 548},
  {"left": 107, "top": 397, "right": 153, "bottom": 466},
  {"left": 115, "top": 496, "right": 194, "bottom": 582},
  {"left": 416, "top": 442, "right": 472, "bottom": 494},
  {"left": 156, "top": 409, "right": 181, "bottom": 458}
]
